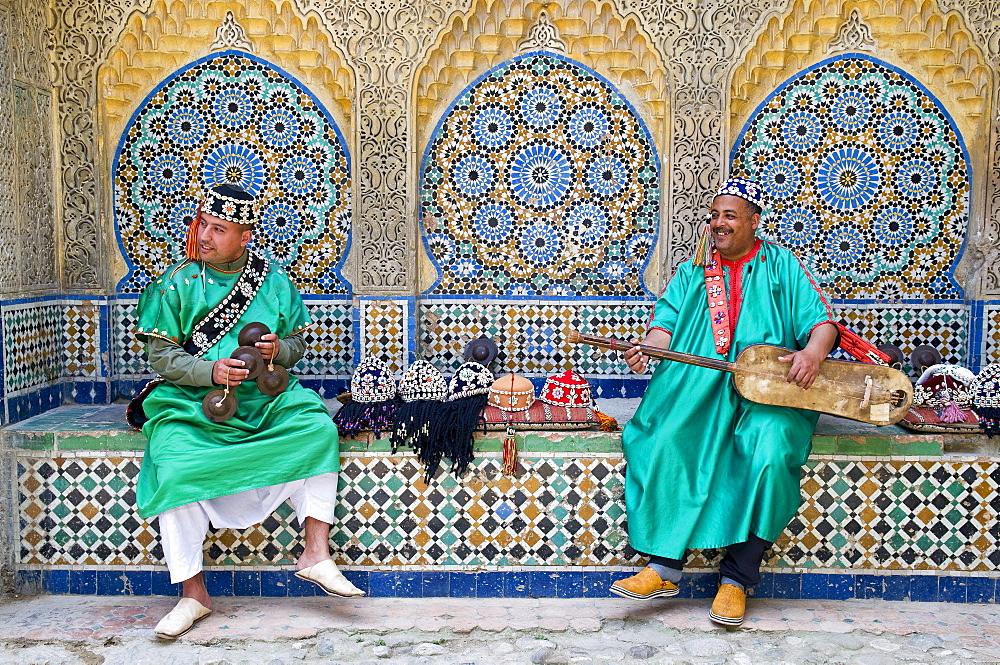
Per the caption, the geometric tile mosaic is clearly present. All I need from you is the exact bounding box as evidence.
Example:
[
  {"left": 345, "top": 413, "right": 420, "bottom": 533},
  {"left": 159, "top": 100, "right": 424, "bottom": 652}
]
[
  {"left": 420, "top": 53, "right": 659, "bottom": 297},
  {"left": 17, "top": 453, "right": 1000, "bottom": 573},
  {"left": 111, "top": 300, "right": 150, "bottom": 378},
  {"left": 733, "top": 56, "right": 969, "bottom": 299},
  {"left": 831, "top": 302, "right": 968, "bottom": 375},
  {"left": 3, "top": 302, "right": 62, "bottom": 393},
  {"left": 987, "top": 304, "right": 1000, "bottom": 365},
  {"left": 419, "top": 301, "right": 652, "bottom": 376},
  {"left": 61, "top": 302, "right": 100, "bottom": 379},
  {"left": 113, "top": 52, "right": 351, "bottom": 296},
  {"left": 294, "top": 301, "right": 353, "bottom": 376},
  {"left": 362, "top": 300, "right": 407, "bottom": 375}
]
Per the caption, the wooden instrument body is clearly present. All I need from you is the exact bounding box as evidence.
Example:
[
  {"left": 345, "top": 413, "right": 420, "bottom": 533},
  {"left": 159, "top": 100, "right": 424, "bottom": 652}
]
[{"left": 732, "top": 345, "right": 912, "bottom": 425}]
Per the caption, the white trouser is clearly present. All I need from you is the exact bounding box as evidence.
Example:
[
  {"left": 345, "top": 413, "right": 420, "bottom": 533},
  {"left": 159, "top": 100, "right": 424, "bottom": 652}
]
[{"left": 157, "top": 472, "right": 339, "bottom": 583}]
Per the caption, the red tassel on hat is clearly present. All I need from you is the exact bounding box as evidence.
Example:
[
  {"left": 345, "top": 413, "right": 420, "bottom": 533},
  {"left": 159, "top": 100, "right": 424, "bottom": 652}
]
[{"left": 185, "top": 203, "right": 202, "bottom": 261}]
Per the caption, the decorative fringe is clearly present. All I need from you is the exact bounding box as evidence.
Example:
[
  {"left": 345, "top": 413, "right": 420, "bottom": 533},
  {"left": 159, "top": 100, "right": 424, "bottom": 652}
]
[
  {"left": 333, "top": 398, "right": 400, "bottom": 438},
  {"left": 428, "top": 393, "right": 488, "bottom": 482},
  {"left": 390, "top": 399, "right": 440, "bottom": 455},
  {"left": 502, "top": 426, "right": 518, "bottom": 475},
  {"left": 692, "top": 222, "right": 713, "bottom": 267},
  {"left": 185, "top": 203, "right": 203, "bottom": 261},
  {"left": 978, "top": 407, "right": 1000, "bottom": 438},
  {"left": 594, "top": 409, "right": 619, "bottom": 431},
  {"left": 939, "top": 399, "right": 964, "bottom": 424}
]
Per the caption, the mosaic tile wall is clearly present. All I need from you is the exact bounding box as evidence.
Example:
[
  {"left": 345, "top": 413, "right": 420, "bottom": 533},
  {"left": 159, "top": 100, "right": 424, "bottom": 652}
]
[
  {"left": 15, "top": 452, "right": 999, "bottom": 573},
  {"left": 113, "top": 50, "right": 352, "bottom": 296},
  {"left": 732, "top": 55, "right": 969, "bottom": 300},
  {"left": 360, "top": 299, "right": 409, "bottom": 375},
  {"left": 986, "top": 303, "right": 1000, "bottom": 365},
  {"left": 832, "top": 302, "right": 969, "bottom": 375},
  {"left": 419, "top": 52, "right": 659, "bottom": 298},
  {"left": 2, "top": 301, "right": 63, "bottom": 395},
  {"left": 418, "top": 301, "right": 649, "bottom": 377}
]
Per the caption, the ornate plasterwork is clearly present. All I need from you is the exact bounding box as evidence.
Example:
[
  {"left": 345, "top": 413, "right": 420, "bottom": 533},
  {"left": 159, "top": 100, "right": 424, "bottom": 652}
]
[
  {"left": 13, "top": 84, "right": 57, "bottom": 291},
  {"left": 210, "top": 10, "right": 254, "bottom": 52},
  {"left": 0, "top": 3, "right": 16, "bottom": 293},
  {"left": 517, "top": 10, "right": 567, "bottom": 53},
  {"left": 299, "top": 0, "right": 474, "bottom": 293},
  {"left": 827, "top": 8, "right": 876, "bottom": 53}
]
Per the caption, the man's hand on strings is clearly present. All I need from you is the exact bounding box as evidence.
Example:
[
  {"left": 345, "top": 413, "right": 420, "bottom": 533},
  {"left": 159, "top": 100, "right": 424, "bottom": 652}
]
[
  {"left": 213, "top": 357, "right": 248, "bottom": 386},
  {"left": 778, "top": 347, "right": 825, "bottom": 389},
  {"left": 256, "top": 333, "right": 280, "bottom": 361}
]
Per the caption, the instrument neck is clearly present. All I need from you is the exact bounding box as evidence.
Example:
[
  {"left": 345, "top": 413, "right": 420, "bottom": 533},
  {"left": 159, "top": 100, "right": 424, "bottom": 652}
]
[{"left": 639, "top": 345, "right": 735, "bottom": 373}]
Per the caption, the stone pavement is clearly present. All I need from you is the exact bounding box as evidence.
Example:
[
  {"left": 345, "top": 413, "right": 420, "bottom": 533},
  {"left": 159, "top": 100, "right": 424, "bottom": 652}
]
[{"left": 0, "top": 595, "right": 998, "bottom": 664}]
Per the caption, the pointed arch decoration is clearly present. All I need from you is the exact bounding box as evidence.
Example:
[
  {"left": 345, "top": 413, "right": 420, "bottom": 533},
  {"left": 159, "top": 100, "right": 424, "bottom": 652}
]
[
  {"left": 415, "top": 0, "right": 668, "bottom": 155},
  {"left": 113, "top": 51, "right": 352, "bottom": 295}
]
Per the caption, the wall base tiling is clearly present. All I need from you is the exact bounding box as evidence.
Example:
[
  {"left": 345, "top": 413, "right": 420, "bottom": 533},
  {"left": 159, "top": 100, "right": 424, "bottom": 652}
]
[
  {"left": 14, "top": 568, "right": 999, "bottom": 603},
  {"left": 14, "top": 449, "right": 999, "bottom": 591}
]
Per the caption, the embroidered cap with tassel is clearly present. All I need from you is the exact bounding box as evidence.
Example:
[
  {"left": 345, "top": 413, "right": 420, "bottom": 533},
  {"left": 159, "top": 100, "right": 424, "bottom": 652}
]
[{"left": 187, "top": 183, "right": 257, "bottom": 260}]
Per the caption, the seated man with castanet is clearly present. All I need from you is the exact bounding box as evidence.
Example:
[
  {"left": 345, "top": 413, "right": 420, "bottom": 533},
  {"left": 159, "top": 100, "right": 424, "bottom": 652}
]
[{"left": 131, "top": 184, "right": 363, "bottom": 640}]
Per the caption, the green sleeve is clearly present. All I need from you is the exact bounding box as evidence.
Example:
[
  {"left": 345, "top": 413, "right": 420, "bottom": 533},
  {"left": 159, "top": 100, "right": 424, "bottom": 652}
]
[
  {"left": 275, "top": 334, "right": 306, "bottom": 368},
  {"left": 135, "top": 265, "right": 188, "bottom": 345},
  {"left": 147, "top": 337, "right": 216, "bottom": 386},
  {"left": 648, "top": 260, "right": 694, "bottom": 334}
]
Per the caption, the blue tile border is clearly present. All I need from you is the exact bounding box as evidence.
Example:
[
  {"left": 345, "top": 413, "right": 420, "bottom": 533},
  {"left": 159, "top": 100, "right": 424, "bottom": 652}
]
[{"left": 17, "top": 569, "right": 999, "bottom": 603}]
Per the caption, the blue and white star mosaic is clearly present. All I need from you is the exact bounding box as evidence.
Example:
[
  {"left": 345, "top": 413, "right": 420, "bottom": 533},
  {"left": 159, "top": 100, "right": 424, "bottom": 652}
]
[
  {"left": 732, "top": 56, "right": 969, "bottom": 299},
  {"left": 420, "top": 53, "right": 659, "bottom": 297},
  {"left": 114, "top": 51, "right": 352, "bottom": 295}
]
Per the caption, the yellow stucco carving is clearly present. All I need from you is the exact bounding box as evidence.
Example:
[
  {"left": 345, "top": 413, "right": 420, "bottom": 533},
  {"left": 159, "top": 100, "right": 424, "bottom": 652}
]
[
  {"left": 98, "top": 0, "right": 353, "bottom": 149},
  {"left": 730, "top": 0, "right": 990, "bottom": 145},
  {"left": 414, "top": 0, "right": 668, "bottom": 154}
]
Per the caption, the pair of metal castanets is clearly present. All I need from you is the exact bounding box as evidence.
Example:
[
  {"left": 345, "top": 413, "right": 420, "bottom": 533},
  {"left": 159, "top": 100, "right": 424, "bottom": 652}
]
[{"left": 202, "top": 322, "right": 291, "bottom": 422}]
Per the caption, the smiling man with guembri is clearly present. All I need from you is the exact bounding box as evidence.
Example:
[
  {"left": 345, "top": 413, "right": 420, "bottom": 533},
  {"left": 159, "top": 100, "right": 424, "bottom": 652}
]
[{"left": 611, "top": 178, "right": 840, "bottom": 626}]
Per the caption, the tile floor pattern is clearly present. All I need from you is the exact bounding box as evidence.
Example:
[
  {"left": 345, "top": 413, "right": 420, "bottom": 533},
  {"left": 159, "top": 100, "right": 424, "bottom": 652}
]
[{"left": 16, "top": 454, "right": 1000, "bottom": 572}]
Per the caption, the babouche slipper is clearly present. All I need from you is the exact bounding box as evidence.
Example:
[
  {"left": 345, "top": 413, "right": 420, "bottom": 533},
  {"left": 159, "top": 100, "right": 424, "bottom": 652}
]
[
  {"left": 154, "top": 597, "right": 212, "bottom": 639},
  {"left": 295, "top": 558, "right": 365, "bottom": 597}
]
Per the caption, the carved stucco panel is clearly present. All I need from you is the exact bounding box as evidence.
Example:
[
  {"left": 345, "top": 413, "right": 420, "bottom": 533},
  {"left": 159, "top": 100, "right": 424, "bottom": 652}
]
[
  {"left": 0, "top": 3, "right": 17, "bottom": 293},
  {"left": 615, "top": 0, "right": 790, "bottom": 278},
  {"left": 52, "top": 0, "right": 151, "bottom": 291},
  {"left": 11, "top": 0, "right": 49, "bottom": 90},
  {"left": 13, "top": 84, "right": 56, "bottom": 290},
  {"left": 301, "top": 0, "right": 473, "bottom": 293}
]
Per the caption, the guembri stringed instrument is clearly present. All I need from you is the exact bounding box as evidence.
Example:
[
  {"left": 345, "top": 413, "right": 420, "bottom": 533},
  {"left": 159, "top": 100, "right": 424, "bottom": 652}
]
[{"left": 566, "top": 330, "right": 913, "bottom": 426}]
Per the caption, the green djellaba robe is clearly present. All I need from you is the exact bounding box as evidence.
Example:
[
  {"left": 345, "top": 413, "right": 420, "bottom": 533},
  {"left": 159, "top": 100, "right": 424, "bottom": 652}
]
[
  {"left": 622, "top": 239, "right": 835, "bottom": 558},
  {"left": 134, "top": 255, "right": 340, "bottom": 519}
]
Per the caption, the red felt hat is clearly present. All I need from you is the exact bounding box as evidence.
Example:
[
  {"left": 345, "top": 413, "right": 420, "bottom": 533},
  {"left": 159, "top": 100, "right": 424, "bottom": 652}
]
[{"left": 539, "top": 370, "right": 592, "bottom": 407}]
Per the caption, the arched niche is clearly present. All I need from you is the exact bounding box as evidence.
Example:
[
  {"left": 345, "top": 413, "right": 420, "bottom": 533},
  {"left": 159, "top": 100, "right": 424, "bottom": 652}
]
[
  {"left": 731, "top": 55, "right": 970, "bottom": 300},
  {"left": 418, "top": 52, "right": 660, "bottom": 298},
  {"left": 113, "top": 51, "right": 353, "bottom": 295}
]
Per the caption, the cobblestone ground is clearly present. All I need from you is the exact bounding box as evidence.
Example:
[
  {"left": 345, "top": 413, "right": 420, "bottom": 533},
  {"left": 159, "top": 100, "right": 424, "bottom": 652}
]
[{"left": 0, "top": 595, "right": 998, "bottom": 664}]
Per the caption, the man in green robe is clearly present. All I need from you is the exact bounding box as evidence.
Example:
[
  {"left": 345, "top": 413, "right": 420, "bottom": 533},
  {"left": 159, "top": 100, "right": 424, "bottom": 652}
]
[
  {"left": 610, "top": 178, "right": 839, "bottom": 626},
  {"left": 132, "top": 184, "right": 363, "bottom": 640}
]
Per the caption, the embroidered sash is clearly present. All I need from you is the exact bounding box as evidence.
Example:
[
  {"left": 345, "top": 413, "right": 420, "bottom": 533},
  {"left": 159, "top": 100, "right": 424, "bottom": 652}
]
[
  {"left": 703, "top": 247, "right": 731, "bottom": 356},
  {"left": 182, "top": 250, "right": 268, "bottom": 356}
]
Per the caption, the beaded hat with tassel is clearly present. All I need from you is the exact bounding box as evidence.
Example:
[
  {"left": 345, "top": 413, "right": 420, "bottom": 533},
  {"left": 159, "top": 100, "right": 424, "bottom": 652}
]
[
  {"left": 971, "top": 363, "right": 1000, "bottom": 437},
  {"left": 332, "top": 357, "right": 399, "bottom": 438},
  {"left": 186, "top": 184, "right": 257, "bottom": 260},
  {"left": 423, "top": 362, "right": 494, "bottom": 483},
  {"left": 390, "top": 360, "right": 447, "bottom": 456},
  {"left": 693, "top": 177, "right": 767, "bottom": 267}
]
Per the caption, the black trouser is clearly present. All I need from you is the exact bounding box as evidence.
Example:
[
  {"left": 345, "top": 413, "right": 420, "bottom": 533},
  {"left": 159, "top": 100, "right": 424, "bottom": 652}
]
[{"left": 647, "top": 534, "right": 772, "bottom": 589}]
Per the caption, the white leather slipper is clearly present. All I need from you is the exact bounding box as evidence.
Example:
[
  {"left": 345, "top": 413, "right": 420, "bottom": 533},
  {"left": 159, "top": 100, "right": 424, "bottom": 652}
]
[{"left": 295, "top": 558, "right": 365, "bottom": 597}]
